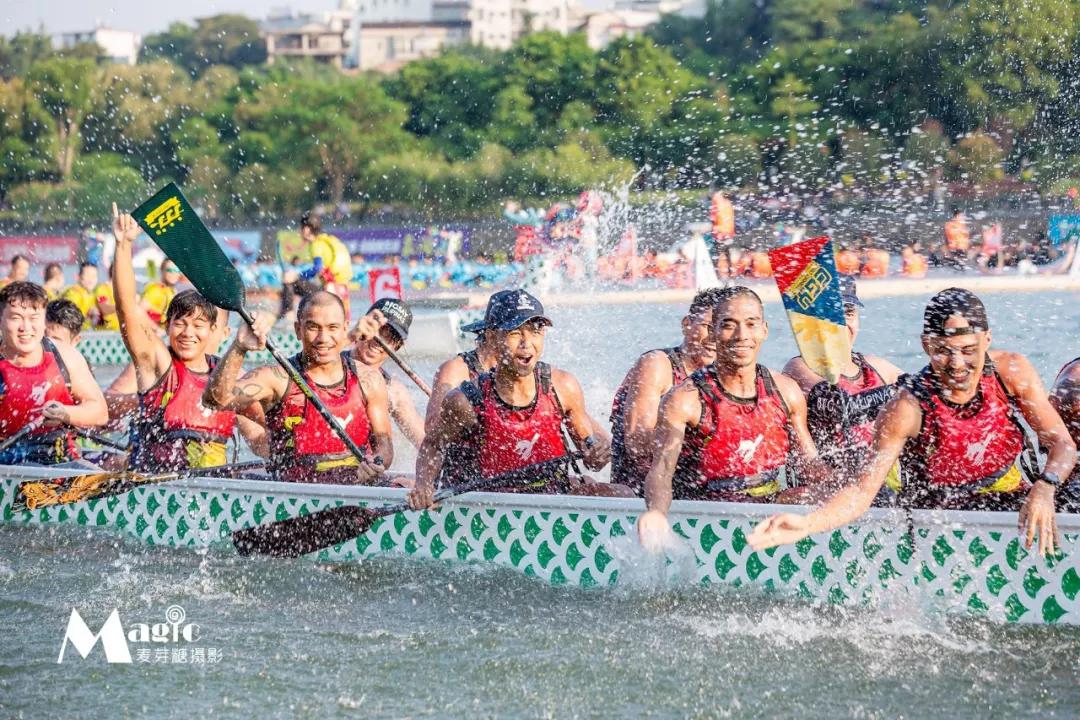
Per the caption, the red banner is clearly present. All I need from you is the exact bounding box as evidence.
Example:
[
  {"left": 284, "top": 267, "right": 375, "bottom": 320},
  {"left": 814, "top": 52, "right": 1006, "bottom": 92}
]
[
  {"left": 0, "top": 236, "right": 79, "bottom": 264},
  {"left": 368, "top": 267, "right": 402, "bottom": 304}
]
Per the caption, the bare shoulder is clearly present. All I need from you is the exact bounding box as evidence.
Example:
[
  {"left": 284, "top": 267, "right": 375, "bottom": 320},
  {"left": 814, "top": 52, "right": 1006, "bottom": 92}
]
[
  {"left": 780, "top": 355, "right": 820, "bottom": 393},
  {"left": 768, "top": 367, "right": 806, "bottom": 406},
  {"left": 433, "top": 355, "right": 468, "bottom": 385},
  {"left": 54, "top": 341, "right": 95, "bottom": 377},
  {"left": 550, "top": 366, "right": 584, "bottom": 397},
  {"left": 1054, "top": 357, "right": 1080, "bottom": 385},
  {"left": 660, "top": 375, "right": 702, "bottom": 422},
  {"left": 864, "top": 354, "right": 904, "bottom": 384},
  {"left": 989, "top": 350, "right": 1042, "bottom": 392}
]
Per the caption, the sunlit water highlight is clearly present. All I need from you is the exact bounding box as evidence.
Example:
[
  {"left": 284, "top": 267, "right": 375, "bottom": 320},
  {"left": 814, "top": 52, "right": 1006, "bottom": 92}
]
[{"left": 2, "top": 290, "right": 1078, "bottom": 718}]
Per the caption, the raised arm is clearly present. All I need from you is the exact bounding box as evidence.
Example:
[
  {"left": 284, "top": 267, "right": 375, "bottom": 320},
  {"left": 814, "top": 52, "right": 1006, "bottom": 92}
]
[
  {"left": 112, "top": 204, "right": 170, "bottom": 391},
  {"left": 749, "top": 391, "right": 921, "bottom": 551},
  {"left": 552, "top": 368, "right": 610, "bottom": 471}
]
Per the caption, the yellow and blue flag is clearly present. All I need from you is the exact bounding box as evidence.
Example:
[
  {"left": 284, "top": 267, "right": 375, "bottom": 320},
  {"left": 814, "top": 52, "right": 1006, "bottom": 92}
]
[{"left": 769, "top": 236, "right": 851, "bottom": 384}]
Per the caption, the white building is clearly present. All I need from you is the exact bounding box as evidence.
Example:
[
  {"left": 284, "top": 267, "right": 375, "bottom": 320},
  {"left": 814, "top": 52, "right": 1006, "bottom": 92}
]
[
  {"left": 58, "top": 27, "right": 141, "bottom": 64},
  {"left": 576, "top": 9, "right": 658, "bottom": 49}
]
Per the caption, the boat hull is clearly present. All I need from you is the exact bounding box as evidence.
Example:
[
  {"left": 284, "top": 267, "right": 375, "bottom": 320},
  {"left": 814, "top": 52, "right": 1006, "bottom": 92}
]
[{"left": 2, "top": 471, "right": 1077, "bottom": 625}]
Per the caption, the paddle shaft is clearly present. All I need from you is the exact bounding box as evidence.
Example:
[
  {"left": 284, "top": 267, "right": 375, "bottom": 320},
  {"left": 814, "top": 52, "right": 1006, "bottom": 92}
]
[
  {"left": 0, "top": 418, "right": 44, "bottom": 454},
  {"left": 232, "top": 452, "right": 584, "bottom": 558},
  {"left": 375, "top": 335, "right": 431, "bottom": 397},
  {"left": 237, "top": 307, "right": 372, "bottom": 464},
  {"left": 73, "top": 428, "right": 129, "bottom": 452}
]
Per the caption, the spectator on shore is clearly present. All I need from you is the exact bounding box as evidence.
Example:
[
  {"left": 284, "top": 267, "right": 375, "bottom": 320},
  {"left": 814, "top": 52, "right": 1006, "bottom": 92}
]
[{"left": 0, "top": 254, "right": 30, "bottom": 289}]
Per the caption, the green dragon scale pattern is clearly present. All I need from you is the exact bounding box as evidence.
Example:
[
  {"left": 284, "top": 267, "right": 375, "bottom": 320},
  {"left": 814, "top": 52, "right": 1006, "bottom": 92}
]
[
  {"left": 1, "top": 478, "right": 1077, "bottom": 625},
  {"left": 77, "top": 332, "right": 303, "bottom": 366}
]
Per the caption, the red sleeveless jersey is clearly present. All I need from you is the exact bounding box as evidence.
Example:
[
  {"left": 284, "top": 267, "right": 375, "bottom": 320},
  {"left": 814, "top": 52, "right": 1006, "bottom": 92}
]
[
  {"left": 900, "top": 361, "right": 1031, "bottom": 506},
  {"left": 267, "top": 353, "right": 372, "bottom": 484},
  {"left": 832, "top": 352, "right": 886, "bottom": 450},
  {"left": 131, "top": 353, "right": 237, "bottom": 471},
  {"left": 674, "top": 364, "right": 791, "bottom": 500},
  {"left": 461, "top": 363, "right": 568, "bottom": 488},
  {"left": 0, "top": 339, "right": 79, "bottom": 463}
]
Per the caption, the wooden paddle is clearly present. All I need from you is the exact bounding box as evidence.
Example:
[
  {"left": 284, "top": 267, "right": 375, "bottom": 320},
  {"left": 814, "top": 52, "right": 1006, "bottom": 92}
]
[
  {"left": 232, "top": 452, "right": 583, "bottom": 558},
  {"left": 130, "top": 184, "right": 371, "bottom": 466},
  {"left": 12, "top": 460, "right": 267, "bottom": 512}
]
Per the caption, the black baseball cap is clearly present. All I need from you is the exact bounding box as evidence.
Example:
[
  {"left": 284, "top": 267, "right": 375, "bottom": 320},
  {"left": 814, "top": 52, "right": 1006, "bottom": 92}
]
[
  {"left": 369, "top": 298, "right": 412, "bottom": 341},
  {"left": 922, "top": 288, "right": 989, "bottom": 337},
  {"left": 839, "top": 275, "right": 863, "bottom": 308},
  {"left": 460, "top": 289, "right": 552, "bottom": 333}
]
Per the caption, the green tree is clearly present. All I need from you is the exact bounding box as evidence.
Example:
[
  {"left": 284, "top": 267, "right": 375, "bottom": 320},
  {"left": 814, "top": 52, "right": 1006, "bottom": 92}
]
[
  {"left": 0, "top": 78, "right": 56, "bottom": 198},
  {"left": 769, "top": 73, "right": 819, "bottom": 148},
  {"left": 26, "top": 57, "right": 99, "bottom": 180},
  {"left": 486, "top": 85, "right": 537, "bottom": 153},
  {"left": 506, "top": 32, "right": 596, "bottom": 128},
  {"left": 142, "top": 15, "right": 266, "bottom": 75}
]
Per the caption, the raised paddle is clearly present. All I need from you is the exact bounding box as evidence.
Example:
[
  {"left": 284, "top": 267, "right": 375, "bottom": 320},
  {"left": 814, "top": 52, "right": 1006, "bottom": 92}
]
[
  {"left": 232, "top": 452, "right": 583, "bottom": 558},
  {"left": 13, "top": 460, "right": 267, "bottom": 512},
  {"left": 129, "top": 184, "right": 371, "bottom": 466}
]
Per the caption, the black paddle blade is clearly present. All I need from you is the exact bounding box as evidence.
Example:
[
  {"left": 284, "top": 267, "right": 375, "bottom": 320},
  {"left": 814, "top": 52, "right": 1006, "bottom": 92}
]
[
  {"left": 131, "top": 183, "right": 246, "bottom": 313},
  {"left": 233, "top": 505, "right": 382, "bottom": 558}
]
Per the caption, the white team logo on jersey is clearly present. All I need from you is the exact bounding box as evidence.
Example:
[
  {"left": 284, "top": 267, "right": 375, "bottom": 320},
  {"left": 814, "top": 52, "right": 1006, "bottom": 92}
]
[
  {"left": 736, "top": 434, "right": 764, "bottom": 464},
  {"left": 965, "top": 433, "right": 995, "bottom": 466},
  {"left": 31, "top": 381, "right": 50, "bottom": 405},
  {"left": 333, "top": 412, "right": 354, "bottom": 431},
  {"left": 515, "top": 432, "right": 540, "bottom": 461}
]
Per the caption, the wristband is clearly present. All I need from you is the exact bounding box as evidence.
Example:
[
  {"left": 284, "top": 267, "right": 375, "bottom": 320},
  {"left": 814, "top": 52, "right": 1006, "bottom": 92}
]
[{"left": 1038, "top": 471, "right": 1062, "bottom": 488}]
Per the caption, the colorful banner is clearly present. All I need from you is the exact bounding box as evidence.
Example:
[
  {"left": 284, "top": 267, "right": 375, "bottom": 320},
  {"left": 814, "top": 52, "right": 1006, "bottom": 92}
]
[
  {"left": 338, "top": 226, "right": 471, "bottom": 260},
  {"left": 769, "top": 236, "right": 850, "bottom": 385},
  {"left": 368, "top": 267, "right": 402, "bottom": 303},
  {"left": 0, "top": 236, "right": 79, "bottom": 264},
  {"left": 1048, "top": 214, "right": 1080, "bottom": 246}
]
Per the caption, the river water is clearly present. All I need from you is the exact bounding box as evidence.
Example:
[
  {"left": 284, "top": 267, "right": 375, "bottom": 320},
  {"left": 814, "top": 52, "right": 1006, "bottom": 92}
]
[{"left": 2, "top": 290, "right": 1078, "bottom": 718}]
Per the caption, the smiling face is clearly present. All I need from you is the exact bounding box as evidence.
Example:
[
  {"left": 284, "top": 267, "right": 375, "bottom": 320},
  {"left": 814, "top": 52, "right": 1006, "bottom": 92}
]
[
  {"left": 355, "top": 325, "right": 403, "bottom": 367},
  {"left": 494, "top": 320, "right": 547, "bottom": 378},
  {"left": 1, "top": 299, "right": 46, "bottom": 355},
  {"left": 296, "top": 301, "right": 347, "bottom": 366},
  {"left": 922, "top": 316, "right": 991, "bottom": 394},
  {"left": 167, "top": 308, "right": 215, "bottom": 362},
  {"left": 681, "top": 308, "right": 716, "bottom": 367},
  {"left": 712, "top": 295, "right": 768, "bottom": 371}
]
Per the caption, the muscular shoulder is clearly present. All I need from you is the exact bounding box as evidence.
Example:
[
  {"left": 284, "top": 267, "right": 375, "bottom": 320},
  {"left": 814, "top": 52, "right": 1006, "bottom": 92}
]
[
  {"left": 863, "top": 354, "right": 904, "bottom": 384},
  {"left": 780, "top": 355, "right": 820, "bottom": 394},
  {"left": 660, "top": 376, "right": 703, "bottom": 423},
  {"left": 433, "top": 355, "right": 469, "bottom": 387},
  {"left": 989, "top": 350, "right": 1041, "bottom": 395},
  {"left": 1055, "top": 358, "right": 1080, "bottom": 385},
  {"left": 628, "top": 350, "right": 676, "bottom": 388},
  {"left": 53, "top": 340, "right": 93, "bottom": 376},
  {"left": 549, "top": 366, "right": 584, "bottom": 398},
  {"left": 767, "top": 368, "right": 807, "bottom": 410},
  {"left": 354, "top": 360, "right": 389, "bottom": 395}
]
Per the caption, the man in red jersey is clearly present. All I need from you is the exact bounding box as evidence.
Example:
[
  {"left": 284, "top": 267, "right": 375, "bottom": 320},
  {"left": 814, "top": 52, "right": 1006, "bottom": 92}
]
[
  {"left": 407, "top": 289, "right": 619, "bottom": 507},
  {"left": 0, "top": 281, "right": 107, "bottom": 464},
  {"left": 751, "top": 288, "right": 1076, "bottom": 557}
]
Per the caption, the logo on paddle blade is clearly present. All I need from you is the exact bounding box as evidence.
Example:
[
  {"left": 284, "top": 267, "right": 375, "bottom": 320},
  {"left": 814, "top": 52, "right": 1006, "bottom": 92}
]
[{"left": 144, "top": 196, "right": 183, "bottom": 236}]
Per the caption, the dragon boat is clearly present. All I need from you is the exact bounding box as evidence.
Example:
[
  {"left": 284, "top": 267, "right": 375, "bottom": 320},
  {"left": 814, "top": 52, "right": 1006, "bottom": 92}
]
[{"left": 2, "top": 466, "right": 1077, "bottom": 626}]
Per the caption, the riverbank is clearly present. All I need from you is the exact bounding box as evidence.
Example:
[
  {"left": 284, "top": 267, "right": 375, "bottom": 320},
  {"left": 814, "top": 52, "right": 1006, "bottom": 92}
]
[{"left": 409, "top": 271, "right": 1080, "bottom": 309}]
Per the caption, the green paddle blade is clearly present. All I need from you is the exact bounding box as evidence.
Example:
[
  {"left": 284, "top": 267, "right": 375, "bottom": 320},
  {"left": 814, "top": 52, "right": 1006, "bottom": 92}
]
[{"left": 131, "top": 183, "right": 246, "bottom": 312}]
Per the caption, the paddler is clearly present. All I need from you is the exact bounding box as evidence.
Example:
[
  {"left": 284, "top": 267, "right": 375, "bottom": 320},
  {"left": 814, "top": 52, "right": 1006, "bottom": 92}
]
[
  {"left": 111, "top": 206, "right": 266, "bottom": 471},
  {"left": 62, "top": 262, "right": 102, "bottom": 329},
  {"left": 299, "top": 211, "right": 353, "bottom": 319},
  {"left": 45, "top": 299, "right": 85, "bottom": 346},
  {"left": 781, "top": 276, "right": 904, "bottom": 499},
  {"left": 610, "top": 289, "right": 720, "bottom": 494},
  {"left": 750, "top": 288, "right": 1076, "bottom": 557},
  {"left": 0, "top": 281, "right": 108, "bottom": 464},
  {"left": 350, "top": 298, "right": 425, "bottom": 449},
  {"left": 1050, "top": 358, "right": 1080, "bottom": 511},
  {"left": 635, "top": 286, "right": 828, "bottom": 548},
  {"left": 203, "top": 290, "right": 394, "bottom": 484},
  {"left": 406, "top": 289, "right": 620, "bottom": 508}
]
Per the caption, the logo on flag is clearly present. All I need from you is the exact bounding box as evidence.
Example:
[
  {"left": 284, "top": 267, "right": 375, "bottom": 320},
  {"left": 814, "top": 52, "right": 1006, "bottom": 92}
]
[{"left": 769, "top": 236, "right": 850, "bottom": 385}]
